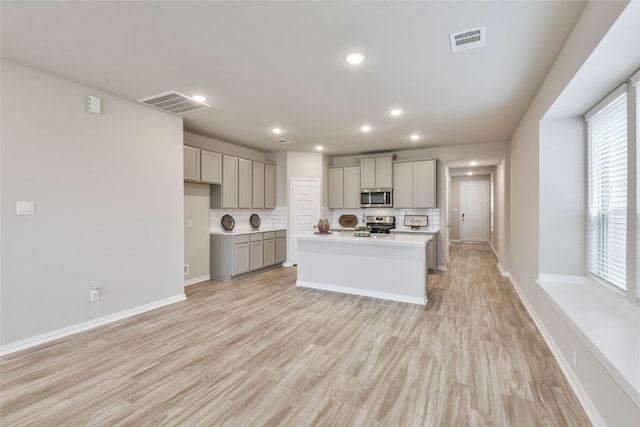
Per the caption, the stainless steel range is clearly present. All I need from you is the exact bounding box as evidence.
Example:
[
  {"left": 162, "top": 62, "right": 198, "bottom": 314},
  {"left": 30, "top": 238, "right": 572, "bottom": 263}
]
[{"left": 365, "top": 216, "right": 396, "bottom": 234}]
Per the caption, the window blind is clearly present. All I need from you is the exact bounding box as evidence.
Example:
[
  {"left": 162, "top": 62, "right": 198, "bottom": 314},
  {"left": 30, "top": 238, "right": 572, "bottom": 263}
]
[{"left": 586, "top": 89, "right": 628, "bottom": 290}]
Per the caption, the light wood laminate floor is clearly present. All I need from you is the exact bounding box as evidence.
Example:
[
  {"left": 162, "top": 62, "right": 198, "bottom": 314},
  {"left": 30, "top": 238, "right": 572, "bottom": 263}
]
[{"left": 1, "top": 243, "right": 591, "bottom": 426}]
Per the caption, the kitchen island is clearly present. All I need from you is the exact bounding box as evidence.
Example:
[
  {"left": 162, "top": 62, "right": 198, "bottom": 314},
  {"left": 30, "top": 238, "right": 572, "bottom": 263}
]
[{"left": 296, "top": 231, "right": 431, "bottom": 305}]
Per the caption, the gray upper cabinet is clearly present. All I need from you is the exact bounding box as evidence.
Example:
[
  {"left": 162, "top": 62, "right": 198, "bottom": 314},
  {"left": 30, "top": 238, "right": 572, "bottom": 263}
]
[
  {"left": 212, "top": 156, "right": 276, "bottom": 210},
  {"left": 375, "top": 157, "right": 392, "bottom": 188},
  {"left": 329, "top": 166, "right": 361, "bottom": 209},
  {"left": 393, "top": 159, "right": 437, "bottom": 208},
  {"left": 201, "top": 150, "right": 222, "bottom": 184},
  {"left": 360, "top": 158, "right": 376, "bottom": 188},
  {"left": 222, "top": 155, "right": 239, "bottom": 208},
  {"left": 393, "top": 162, "right": 413, "bottom": 208},
  {"left": 238, "top": 158, "right": 252, "bottom": 208},
  {"left": 183, "top": 146, "right": 201, "bottom": 182},
  {"left": 264, "top": 164, "right": 276, "bottom": 209},
  {"left": 328, "top": 167, "right": 344, "bottom": 209},
  {"left": 184, "top": 145, "right": 223, "bottom": 184},
  {"left": 360, "top": 156, "right": 392, "bottom": 188},
  {"left": 413, "top": 160, "right": 436, "bottom": 208},
  {"left": 252, "top": 161, "right": 265, "bottom": 208},
  {"left": 344, "top": 166, "right": 361, "bottom": 208}
]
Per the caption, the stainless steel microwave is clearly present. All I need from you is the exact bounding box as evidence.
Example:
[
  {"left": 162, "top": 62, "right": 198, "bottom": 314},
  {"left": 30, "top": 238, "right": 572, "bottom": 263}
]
[{"left": 361, "top": 188, "right": 393, "bottom": 208}]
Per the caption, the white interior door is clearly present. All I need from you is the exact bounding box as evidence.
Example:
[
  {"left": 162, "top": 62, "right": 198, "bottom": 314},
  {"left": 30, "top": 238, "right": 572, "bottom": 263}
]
[
  {"left": 290, "top": 178, "right": 320, "bottom": 265},
  {"left": 460, "top": 180, "right": 489, "bottom": 242}
]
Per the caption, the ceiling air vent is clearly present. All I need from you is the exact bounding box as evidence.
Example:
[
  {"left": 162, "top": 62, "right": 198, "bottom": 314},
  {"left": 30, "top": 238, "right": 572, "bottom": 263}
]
[
  {"left": 137, "top": 91, "right": 211, "bottom": 115},
  {"left": 449, "top": 26, "right": 485, "bottom": 53},
  {"left": 274, "top": 139, "right": 292, "bottom": 145}
]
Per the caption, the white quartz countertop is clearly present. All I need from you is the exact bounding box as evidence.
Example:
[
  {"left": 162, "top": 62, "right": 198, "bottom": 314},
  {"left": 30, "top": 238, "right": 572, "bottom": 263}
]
[
  {"left": 211, "top": 227, "right": 285, "bottom": 235},
  {"left": 391, "top": 227, "right": 440, "bottom": 234},
  {"left": 297, "top": 230, "right": 432, "bottom": 247}
]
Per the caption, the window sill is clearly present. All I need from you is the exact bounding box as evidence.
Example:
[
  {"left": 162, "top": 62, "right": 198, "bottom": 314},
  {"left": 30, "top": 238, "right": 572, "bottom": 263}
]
[{"left": 536, "top": 275, "right": 640, "bottom": 405}]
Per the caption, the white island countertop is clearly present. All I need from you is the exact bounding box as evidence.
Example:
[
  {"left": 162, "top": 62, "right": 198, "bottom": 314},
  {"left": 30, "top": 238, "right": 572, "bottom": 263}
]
[
  {"left": 297, "top": 231, "right": 432, "bottom": 247},
  {"left": 296, "top": 230, "right": 430, "bottom": 305}
]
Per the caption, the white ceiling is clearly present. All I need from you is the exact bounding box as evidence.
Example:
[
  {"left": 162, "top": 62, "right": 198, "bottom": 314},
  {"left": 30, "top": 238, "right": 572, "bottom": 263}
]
[{"left": 1, "top": 1, "right": 586, "bottom": 158}]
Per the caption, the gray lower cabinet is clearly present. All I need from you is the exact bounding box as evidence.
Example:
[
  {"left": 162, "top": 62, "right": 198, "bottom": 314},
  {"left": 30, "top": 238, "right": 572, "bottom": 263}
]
[
  {"left": 427, "top": 239, "right": 438, "bottom": 270},
  {"left": 263, "top": 232, "right": 276, "bottom": 266},
  {"left": 250, "top": 234, "right": 264, "bottom": 270},
  {"left": 390, "top": 230, "right": 439, "bottom": 270},
  {"left": 233, "top": 235, "right": 250, "bottom": 275},
  {"left": 275, "top": 231, "right": 286, "bottom": 263},
  {"left": 211, "top": 230, "right": 286, "bottom": 281}
]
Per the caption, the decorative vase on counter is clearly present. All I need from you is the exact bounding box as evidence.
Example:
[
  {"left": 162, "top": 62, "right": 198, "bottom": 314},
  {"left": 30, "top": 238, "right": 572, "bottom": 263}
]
[{"left": 317, "top": 218, "right": 330, "bottom": 234}]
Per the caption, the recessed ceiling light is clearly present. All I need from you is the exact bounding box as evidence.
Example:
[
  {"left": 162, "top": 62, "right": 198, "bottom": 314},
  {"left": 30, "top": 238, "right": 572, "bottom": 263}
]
[
  {"left": 390, "top": 108, "right": 403, "bottom": 116},
  {"left": 467, "top": 172, "right": 473, "bottom": 176},
  {"left": 470, "top": 161, "right": 478, "bottom": 166},
  {"left": 345, "top": 52, "right": 366, "bottom": 65},
  {"left": 271, "top": 128, "right": 282, "bottom": 134},
  {"left": 315, "top": 145, "right": 324, "bottom": 151},
  {"left": 192, "top": 95, "right": 207, "bottom": 103},
  {"left": 410, "top": 134, "right": 420, "bottom": 141},
  {"left": 361, "top": 125, "right": 371, "bottom": 132}
]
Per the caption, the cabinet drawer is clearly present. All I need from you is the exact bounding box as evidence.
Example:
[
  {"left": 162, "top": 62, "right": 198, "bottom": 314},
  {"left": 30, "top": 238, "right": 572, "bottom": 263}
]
[
  {"left": 263, "top": 231, "right": 275, "bottom": 240},
  {"left": 276, "top": 230, "right": 286, "bottom": 238},
  {"left": 234, "top": 235, "right": 250, "bottom": 244},
  {"left": 250, "top": 233, "right": 263, "bottom": 242}
]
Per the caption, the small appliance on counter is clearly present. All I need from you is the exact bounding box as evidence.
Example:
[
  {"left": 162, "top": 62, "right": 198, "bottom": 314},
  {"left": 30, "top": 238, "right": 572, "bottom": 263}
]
[{"left": 404, "top": 215, "right": 428, "bottom": 230}]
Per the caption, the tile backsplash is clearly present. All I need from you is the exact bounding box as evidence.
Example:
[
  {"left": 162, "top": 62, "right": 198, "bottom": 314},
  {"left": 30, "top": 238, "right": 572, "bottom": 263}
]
[
  {"left": 211, "top": 206, "right": 440, "bottom": 232},
  {"left": 326, "top": 208, "right": 440, "bottom": 230},
  {"left": 210, "top": 206, "right": 288, "bottom": 232}
]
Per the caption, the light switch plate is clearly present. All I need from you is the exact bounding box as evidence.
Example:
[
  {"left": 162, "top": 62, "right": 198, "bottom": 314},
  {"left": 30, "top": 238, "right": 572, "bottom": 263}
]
[
  {"left": 16, "top": 201, "right": 34, "bottom": 215},
  {"left": 16, "top": 202, "right": 35, "bottom": 215}
]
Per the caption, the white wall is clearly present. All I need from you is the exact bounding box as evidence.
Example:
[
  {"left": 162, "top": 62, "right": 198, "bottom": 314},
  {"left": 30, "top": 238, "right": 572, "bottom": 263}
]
[
  {"left": 1, "top": 60, "right": 185, "bottom": 346},
  {"left": 509, "top": 1, "right": 640, "bottom": 424},
  {"left": 184, "top": 182, "right": 211, "bottom": 284},
  {"left": 539, "top": 118, "right": 586, "bottom": 275},
  {"left": 495, "top": 158, "right": 508, "bottom": 267}
]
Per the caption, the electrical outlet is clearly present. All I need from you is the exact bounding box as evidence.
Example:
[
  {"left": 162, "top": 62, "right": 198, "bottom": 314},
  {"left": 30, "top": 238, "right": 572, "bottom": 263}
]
[
  {"left": 571, "top": 347, "right": 577, "bottom": 368},
  {"left": 89, "top": 287, "right": 100, "bottom": 302}
]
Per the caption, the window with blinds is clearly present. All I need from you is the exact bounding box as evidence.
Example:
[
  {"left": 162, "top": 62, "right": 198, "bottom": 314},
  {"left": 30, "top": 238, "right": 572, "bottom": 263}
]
[{"left": 586, "top": 86, "right": 628, "bottom": 290}]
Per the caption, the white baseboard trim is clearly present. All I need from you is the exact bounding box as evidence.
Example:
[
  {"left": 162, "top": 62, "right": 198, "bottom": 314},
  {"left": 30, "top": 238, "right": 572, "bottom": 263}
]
[
  {"left": 506, "top": 274, "right": 606, "bottom": 427},
  {"left": 437, "top": 265, "right": 448, "bottom": 271},
  {"left": 0, "top": 293, "right": 186, "bottom": 357},
  {"left": 489, "top": 242, "right": 498, "bottom": 258},
  {"left": 497, "top": 263, "right": 510, "bottom": 277},
  {"left": 184, "top": 275, "right": 211, "bottom": 287},
  {"left": 450, "top": 239, "right": 461, "bottom": 243},
  {"left": 295, "top": 280, "right": 427, "bottom": 306},
  {"left": 282, "top": 262, "right": 294, "bottom": 267}
]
